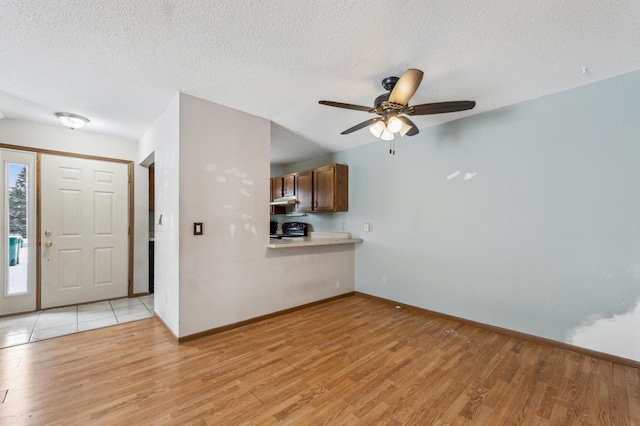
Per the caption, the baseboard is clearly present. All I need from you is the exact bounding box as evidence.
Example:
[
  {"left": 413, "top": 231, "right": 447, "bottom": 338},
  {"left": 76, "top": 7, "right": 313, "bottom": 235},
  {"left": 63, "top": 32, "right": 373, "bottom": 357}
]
[
  {"left": 153, "top": 313, "right": 179, "bottom": 344},
  {"left": 355, "top": 292, "right": 640, "bottom": 370},
  {"left": 131, "top": 292, "right": 151, "bottom": 297},
  {"left": 178, "top": 292, "right": 356, "bottom": 343}
]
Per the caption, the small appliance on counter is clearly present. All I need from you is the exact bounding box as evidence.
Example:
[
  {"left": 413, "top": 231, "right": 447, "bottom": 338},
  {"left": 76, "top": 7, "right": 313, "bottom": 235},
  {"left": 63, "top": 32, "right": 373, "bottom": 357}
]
[{"left": 270, "top": 222, "right": 308, "bottom": 239}]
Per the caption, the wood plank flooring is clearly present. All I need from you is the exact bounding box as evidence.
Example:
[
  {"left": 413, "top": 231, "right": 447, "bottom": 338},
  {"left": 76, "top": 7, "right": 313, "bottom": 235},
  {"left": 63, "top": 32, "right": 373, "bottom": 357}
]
[{"left": 1, "top": 295, "right": 639, "bottom": 425}]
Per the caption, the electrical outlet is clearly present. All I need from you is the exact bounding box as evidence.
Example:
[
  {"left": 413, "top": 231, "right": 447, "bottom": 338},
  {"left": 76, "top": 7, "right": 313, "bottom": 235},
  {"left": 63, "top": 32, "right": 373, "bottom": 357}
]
[
  {"left": 381, "top": 275, "right": 387, "bottom": 284},
  {"left": 336, "top": 281, "right": 340, "bottom": 288},
  {"left": 364, "top": 223, "right": 371, "bottom": 232}
]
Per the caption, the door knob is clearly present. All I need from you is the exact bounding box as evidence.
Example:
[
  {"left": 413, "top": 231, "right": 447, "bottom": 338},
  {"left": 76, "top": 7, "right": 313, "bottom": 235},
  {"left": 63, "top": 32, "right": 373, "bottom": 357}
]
[
  {"left": 44, "top": 230, "right": 52, "bottom": 237},
  {"left": 44, "top": 241, "right": 53, "bottom": 247}
]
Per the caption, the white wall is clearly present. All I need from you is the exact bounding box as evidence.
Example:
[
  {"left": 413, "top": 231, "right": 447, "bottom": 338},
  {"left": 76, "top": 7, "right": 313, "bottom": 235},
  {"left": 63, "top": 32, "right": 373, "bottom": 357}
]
[
  {"left": 177, "top": 94, "right": 356, "bottom": 337},
  {"left": 279, "top": 70, "right": 640, "bottom": 362},
  {"left": 0, "top": 119, "right": 149, "bottom": 294},
  {"left": 139, "top": 94, "right": 181, "bottom": 336}
]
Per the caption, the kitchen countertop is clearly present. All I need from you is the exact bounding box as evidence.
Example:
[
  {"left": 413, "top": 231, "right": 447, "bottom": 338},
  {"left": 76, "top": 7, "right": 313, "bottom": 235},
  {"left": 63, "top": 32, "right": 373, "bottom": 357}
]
[{"left": 267, "top": 232, "right": 363, "bottom": 249}]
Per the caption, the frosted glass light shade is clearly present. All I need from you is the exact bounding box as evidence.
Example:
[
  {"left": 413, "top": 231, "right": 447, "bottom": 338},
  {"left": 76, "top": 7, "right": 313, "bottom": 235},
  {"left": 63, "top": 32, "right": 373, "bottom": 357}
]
[
  {"left": 399, "top": 121, "right": 412, "bottom": 137},
  {"left": 56, "top": 112, "right": 89, "bottom": 129},
  {"left": 387, "top": 116, "right": 402, "bottom": 133},
  {"left": 380, "top": 129, "right": 394, "bottom": 141},
  {"left": 369, "top": 121, "right": 386, "bottom": 138}
]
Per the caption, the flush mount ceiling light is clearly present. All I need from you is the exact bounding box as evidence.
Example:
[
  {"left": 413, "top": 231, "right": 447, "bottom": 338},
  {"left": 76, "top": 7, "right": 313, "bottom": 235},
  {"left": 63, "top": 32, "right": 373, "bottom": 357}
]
[{"left": 55, "top": 112, "right": 89, "bottom": 130}]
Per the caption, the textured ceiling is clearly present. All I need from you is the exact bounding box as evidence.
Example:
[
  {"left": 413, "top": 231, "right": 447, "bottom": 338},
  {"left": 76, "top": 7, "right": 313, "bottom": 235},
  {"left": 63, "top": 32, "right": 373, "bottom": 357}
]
[{"left": 1, "top": 1, "right": 639, "bottom": 164}]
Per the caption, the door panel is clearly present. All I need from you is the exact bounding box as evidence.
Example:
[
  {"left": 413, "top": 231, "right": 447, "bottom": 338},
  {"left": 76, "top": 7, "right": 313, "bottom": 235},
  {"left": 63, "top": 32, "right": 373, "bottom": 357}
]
[
  {"left": 61, "top": 190, "right": 82, "bottom": 234},
  {"left": 59, "top": 249, "right": 81, "bottom": 289},
  {"left": 41, "top": 155, "right": 128, "bottom": 308},
  {"left": 95, "top": 248, "right": 114, "bottom": 285}
]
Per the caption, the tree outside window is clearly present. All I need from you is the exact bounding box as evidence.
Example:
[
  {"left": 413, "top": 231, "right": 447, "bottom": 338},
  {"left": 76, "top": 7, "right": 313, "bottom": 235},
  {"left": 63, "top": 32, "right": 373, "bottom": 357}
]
[{"left": 9, "top": 166, "right": 27, "bottom": 238}]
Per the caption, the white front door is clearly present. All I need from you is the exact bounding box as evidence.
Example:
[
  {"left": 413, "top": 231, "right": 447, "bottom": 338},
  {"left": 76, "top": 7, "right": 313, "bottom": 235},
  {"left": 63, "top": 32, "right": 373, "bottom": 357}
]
[
  {"left": 0, "top": 150, "right": 36, "bottom": 315},
  {"left": 40, "top": 154, "right": 129, "bottom": 309}
]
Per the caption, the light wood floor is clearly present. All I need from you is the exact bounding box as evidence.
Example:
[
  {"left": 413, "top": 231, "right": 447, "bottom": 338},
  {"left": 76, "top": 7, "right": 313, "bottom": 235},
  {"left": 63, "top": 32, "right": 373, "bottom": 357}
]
[{"left": 1, "top": 295, "right": 639, "bottom": 425}]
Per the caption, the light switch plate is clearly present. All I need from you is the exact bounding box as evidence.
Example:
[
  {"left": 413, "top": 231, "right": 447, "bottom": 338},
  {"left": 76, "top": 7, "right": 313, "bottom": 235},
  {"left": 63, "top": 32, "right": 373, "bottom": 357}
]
[{"left": 194, "top": 222, "right": 203, "bottom": 235}]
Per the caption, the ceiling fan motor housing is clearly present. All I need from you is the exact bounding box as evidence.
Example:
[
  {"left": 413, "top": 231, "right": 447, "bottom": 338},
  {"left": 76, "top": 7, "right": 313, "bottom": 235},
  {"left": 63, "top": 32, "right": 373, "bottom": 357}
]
[
  {"left": 381, "top": 76, "right": 399, "bottom": 91},
  {"left": 374, "top": 94, "right": 406, "bottom": 116},
  {"left": 374, "top": 93, "right": 390, "bottom": 108}
]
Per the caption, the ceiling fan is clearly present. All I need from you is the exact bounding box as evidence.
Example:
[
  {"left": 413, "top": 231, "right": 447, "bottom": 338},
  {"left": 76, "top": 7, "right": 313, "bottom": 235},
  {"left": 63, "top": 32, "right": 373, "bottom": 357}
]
[{"left": 319, "top": 69, "right": 475, "bottom": 153}]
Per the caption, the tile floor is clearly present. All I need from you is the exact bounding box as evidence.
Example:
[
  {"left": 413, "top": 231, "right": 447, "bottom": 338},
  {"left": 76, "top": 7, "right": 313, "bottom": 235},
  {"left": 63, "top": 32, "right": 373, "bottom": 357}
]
[{"left": 0, "top": 295, "right": 154, "bottom": 349}]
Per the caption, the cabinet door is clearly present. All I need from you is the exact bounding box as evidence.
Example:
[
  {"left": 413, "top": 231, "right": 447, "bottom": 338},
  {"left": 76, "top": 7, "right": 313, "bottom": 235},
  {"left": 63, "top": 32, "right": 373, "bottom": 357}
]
[
  {"left": 283, "top": 174, "right": 295, "bottom": 197},
  {"left": 271, "top": 177, "right": 284, "bottom": 200},
  {"left": 295, "top": 171, "right": 313, "bottom": 212},
  {"left": 270, "top": 177, "right": 285, "bottom": 215},
  {"left": 314, "top": 165, "right": 335, "bottom": 211}
]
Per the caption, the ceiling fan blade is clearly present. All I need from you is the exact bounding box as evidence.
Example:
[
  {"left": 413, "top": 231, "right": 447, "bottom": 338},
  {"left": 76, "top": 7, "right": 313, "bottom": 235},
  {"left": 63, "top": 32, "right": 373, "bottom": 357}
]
[
  {"left": 341, "top": 118, "right": 381, "bottom": 134},
  {"left": 389, "top": 69, "right": 423, "bottom": 105},
  {"left": 319, "top": 100, "right": 374, "bottom": 112},
  {"left": 398, "top": 116, "right": 419, "bottom": 136},
  {"left": 408, "top": 101, "right": 476, "bottom": 115}
]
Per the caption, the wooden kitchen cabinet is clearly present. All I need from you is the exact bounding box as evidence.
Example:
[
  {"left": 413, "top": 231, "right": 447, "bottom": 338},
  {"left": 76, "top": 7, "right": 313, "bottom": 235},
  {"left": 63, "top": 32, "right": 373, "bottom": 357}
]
[
  {"left": 294, "top": 170, "right": 314, "bottom": 213},
  {"left": 272, "top": 177, "right": 283, "bottom": 199},
  {"left": 314, "top": 164, "right": 348, "bottom": 212},
  {"left": 270, "top": 177, "right": 286, "bottom": 215},
  {"left": 271, "top": 164, "right": 348, "bottom": 214},
  {"left": 294, "top": 164, "right": 348, "bottom": 213},
  {"left": 283, "top": 174, "right": 295, "bottom": 197}
]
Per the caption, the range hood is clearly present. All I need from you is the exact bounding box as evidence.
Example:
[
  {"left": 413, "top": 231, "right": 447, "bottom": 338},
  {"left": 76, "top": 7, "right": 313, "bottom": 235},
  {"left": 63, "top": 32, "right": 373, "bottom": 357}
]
[{"left": 270, "top": 196, "right": 297, "bottom": 206}]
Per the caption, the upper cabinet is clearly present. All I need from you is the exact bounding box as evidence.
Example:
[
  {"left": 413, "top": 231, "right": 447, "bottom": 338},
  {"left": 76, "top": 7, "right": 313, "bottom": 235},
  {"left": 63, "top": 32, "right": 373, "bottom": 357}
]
[
  {"left": 294, "top": 170, "right": 313, "bottom": 213},
  {"left": 314, "top": 164, "right": 348, "bottom": 212},
  {"left": 271, "top": 176, "right": 283, "bottom": 199},
  {"left": 294, "top": 164, "right": 348, "bottom": 213},
  {"left": 283, "top": 174, "right": 295, "bottom": 197},
  {"left": 271, "top": 164, "right": 348, "bottom": 214},
  {"left": 270, "top": 177, "right": 286, "bottom": 215}
]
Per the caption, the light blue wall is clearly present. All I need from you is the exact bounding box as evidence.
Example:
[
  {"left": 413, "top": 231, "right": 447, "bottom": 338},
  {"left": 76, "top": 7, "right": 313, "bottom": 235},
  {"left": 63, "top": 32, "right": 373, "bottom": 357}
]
[{"left": 279, "top": 70, "right": 640, "bottom": 361}]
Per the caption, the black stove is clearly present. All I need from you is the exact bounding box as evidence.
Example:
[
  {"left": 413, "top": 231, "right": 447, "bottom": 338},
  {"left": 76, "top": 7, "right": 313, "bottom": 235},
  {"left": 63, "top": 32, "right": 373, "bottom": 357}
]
[{"left": 270, "top": 222, "right": 308, "bottom": 239}]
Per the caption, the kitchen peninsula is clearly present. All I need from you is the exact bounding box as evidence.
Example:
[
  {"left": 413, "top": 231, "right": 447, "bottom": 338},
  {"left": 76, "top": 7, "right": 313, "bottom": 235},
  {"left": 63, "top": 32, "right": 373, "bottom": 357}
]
[{"left": 268, "top": 232, "right": 363, "bottom": 249}]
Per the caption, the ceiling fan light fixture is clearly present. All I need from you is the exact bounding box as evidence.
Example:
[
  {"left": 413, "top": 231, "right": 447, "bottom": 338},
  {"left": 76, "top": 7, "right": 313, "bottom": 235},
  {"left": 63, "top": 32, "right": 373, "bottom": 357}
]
[
  {"left": 399, "top": 121, "right": 413, "bottom": 137},
  {"left": 386, "top": 116, "right": 403, "bottom": 133},
  {"left": 56, "top": 112, "right": 89, "bottom": 129},
  {"left": 369, "top": 121, "right": 385, "bottom": 138},
  {"left": 380, "top": 129, "right": 394, "bottom": 141}
]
